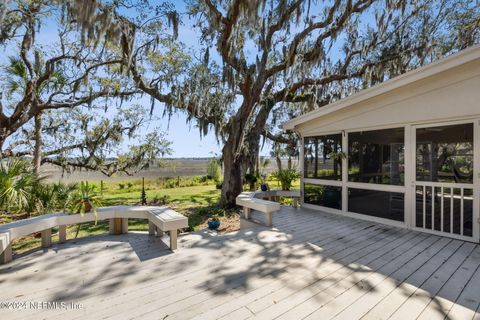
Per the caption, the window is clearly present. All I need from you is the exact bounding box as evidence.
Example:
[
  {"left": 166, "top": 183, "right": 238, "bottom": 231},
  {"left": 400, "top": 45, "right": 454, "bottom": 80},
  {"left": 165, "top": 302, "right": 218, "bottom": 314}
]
[
  {"left": 416, "top": 123, "right": 473, "bottom": 184},
  {"left": 304, "top": 183, "right": 342, "bottom": 210},
  {"left": 348, "top": 128, "right": 404, "bottom": 185},
  {"left": 348, "top": 188, "right": 404, "bottom": 221},
  {"left": 304, "top": 134, "right": 342, "bottom": 180}
]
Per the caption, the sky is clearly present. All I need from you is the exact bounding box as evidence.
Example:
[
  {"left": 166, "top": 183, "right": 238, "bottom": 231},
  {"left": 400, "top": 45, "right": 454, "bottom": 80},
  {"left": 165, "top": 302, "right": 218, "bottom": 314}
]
[
  {"left": 123, "top": 1, "right": 227, "bottom": 158},
  {"left": 0, "top": 0, "right": 277, "bottom": 158},
  {"left": 138, "top": 99, "right": 224, "bottom": 158},
  {"left": 1, "top": 0, "right": 373, "bottom": 158}
]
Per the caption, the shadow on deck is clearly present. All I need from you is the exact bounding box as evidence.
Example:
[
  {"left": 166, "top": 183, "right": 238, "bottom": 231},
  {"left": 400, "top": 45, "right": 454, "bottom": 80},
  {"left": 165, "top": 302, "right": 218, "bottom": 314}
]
[{"left": 0, "top": 206, "right": 478, "bottom": 320}]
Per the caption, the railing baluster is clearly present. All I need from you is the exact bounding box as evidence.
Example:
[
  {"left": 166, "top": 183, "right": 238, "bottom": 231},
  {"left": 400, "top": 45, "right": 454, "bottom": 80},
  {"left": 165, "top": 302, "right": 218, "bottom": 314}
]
[
  {"left": 450, "top": 188, "right": 454, "bottom": 234},
  {"left": 440, "top": 186, "right": 444, "bottom": 232},
  {"left": 431, "top": 186, "right": 435, "bottom": 230},
  {"left": 460, "top": 188, "right": 464, "bottom": 236},
  {"left": 423, "top": 185, "right": 426, "bottom": 229}
]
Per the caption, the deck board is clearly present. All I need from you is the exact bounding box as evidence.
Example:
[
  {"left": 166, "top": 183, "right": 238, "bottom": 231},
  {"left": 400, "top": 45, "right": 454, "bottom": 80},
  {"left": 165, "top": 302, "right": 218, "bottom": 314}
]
[
  {"left": 387, "top": 242, "right": 477, "bottom": 320},
  {"left": 356, "top": 239, "right": 464, "bottom": 320},
  {"left": 291, "top": 235, "right": 446, "bottom": 320},
  {"left": 0, "top": 206, "right": 478, "bottom": 320},
  {"left": 445, "top": 258, "right": 480, "bottom": 320},
  {"left": 417, "top": 245, "right": 480, "bottom": 320}
]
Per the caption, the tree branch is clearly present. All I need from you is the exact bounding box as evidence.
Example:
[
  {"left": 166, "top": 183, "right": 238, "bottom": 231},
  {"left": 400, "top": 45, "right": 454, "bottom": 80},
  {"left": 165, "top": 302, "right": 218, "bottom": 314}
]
[{"left": 263, "top": 131, "right": 295, "bottom": 144}]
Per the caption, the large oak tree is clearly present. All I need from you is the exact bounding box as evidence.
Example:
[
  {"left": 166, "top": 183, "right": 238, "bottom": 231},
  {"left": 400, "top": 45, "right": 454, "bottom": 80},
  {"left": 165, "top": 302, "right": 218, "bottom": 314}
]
[
  {"left": 122, "top": 0, "right": 479, "bottom": 206},
  {"left": 2, "top": 0, "right": 477, "bottom": 207}
]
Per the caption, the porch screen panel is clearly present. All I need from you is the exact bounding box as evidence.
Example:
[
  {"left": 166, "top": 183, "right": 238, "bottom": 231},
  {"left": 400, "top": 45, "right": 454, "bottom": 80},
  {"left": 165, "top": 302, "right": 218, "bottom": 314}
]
[
  {"left": 416, "top": 123, "right": 473, "bottom": 183},
  {"left": 348, "top": 128, "right": 404, "bottom": 185},
  {"left": 348, "top": 188, "right": 404, "bottom": 221},
  {"left": 304, "top": 183, "right": 342, "bottom": 210},
  {"left": 304, "top": 134, "right": 342, "bottom": 180}
]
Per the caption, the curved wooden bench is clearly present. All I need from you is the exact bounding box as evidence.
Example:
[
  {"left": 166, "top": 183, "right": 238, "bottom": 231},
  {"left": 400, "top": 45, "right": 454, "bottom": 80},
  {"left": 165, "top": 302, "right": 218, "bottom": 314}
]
[
  {"left": 0, "top": 213, "right": 65, "bottom": 264},
  {"left": 0, "top": 205, "right": 188, "bottom": 265}
]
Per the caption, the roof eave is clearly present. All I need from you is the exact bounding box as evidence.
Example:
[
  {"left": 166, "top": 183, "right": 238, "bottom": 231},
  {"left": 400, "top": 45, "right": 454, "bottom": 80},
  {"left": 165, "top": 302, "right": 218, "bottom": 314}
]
[{"left": 281, "top": 45, "right": 480, "bottom": 132}]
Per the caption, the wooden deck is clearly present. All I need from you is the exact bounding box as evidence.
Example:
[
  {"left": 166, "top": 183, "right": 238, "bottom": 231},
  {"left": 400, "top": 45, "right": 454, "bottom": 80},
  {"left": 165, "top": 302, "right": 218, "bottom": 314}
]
[{"left": 0, "top": 206, "right": 479, "bottom": 320}]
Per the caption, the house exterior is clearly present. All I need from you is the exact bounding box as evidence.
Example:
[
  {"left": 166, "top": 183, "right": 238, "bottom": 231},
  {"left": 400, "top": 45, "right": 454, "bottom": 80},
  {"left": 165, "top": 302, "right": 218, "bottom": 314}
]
[{"left": 283, "top": 45, "right": 480, "bottom": 243}]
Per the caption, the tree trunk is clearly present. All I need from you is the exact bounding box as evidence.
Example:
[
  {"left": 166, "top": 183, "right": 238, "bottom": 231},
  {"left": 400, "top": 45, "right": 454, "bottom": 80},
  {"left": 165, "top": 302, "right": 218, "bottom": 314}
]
[
  {"left": 275, "top": 155, "right": 282, "bottom": 171},
  {"left": 33, "top": 112, "right": 42, "bottom": 175},
  {"left": 220, "top": 94, "right": 269, "bottom": 206},
  {"left": 221, "top": 140, "right": 244, "bottom": 207},
  {"left": 220, "top": 96, "right": 263, "bottom": 206},
  {"left": 246, "top": 134, "right": 261, "bottom": 191}
]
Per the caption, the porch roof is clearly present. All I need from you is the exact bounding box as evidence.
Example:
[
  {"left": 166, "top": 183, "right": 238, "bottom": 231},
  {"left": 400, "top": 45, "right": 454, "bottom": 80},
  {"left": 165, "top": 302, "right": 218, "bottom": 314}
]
[{"left": 283, "top": 45, "right": 480, "bottom": 131}]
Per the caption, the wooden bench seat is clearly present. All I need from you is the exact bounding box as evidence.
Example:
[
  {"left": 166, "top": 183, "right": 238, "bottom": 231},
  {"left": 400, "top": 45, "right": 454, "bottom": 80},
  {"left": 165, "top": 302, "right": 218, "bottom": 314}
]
[
  {"left": 0, "top": 206, "right": 188, "bottom": 265},
  {"left": 148, "top": 208, "right": 189, "bottom": 250},
  {"left": 251, "top": 190, "right": 301, "bottom": 206},
  {"left": 236, "top": 189, "right": 300, "bottom": 227},
  {"left": 236, "top": 192, "right": 281, "bottom": 226},
  {"left": 0, "top": 214, "right": 65, "bottom": 264}
]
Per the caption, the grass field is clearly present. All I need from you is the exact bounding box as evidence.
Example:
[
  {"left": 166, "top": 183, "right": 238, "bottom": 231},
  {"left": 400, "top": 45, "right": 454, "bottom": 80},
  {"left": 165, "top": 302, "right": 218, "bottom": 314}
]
[
  {"left": 41, "top": 158, "right": 299, "bottom": 183},
  {"left": 9, "top": 176, "right": 300, "bottom": 256},
  {"left": 11, "top": 184, "right": 221, "bottom": 255}
]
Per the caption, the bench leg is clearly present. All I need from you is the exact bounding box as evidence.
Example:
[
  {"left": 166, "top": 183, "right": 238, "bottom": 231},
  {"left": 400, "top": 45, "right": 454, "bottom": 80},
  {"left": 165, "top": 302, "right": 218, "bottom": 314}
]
[
  {"left": 109, "top": 219, "right": 115, "bottom": 235},
  {"left": 148, "top": 221, "right": 156, "bottom": 235},
  {"left": 156, "top": 227, "right": 164, "bottom": 237},
  {"left": 0, "top": 244, "right": 12, "bottom": 264},
  {"left": 122, "top": 218, "right": 128, "bottom": 234},
  {"left": 59, "top": 225, "right": 67, "bottom": 243},
  {"left": 169, "top": 230, "right": 177, "bottom": 251},
  {"left": 109, "top": 218, "right": 123, "bottom": 235},
  {"left": 265, "top": 212, "right": 272, "bottom": 227},
  {"left": 243, "top": 207, "right": 251, "bottom": 220},
  {"left": 41, "top": 229, "right": 52, "bottom": 248}
]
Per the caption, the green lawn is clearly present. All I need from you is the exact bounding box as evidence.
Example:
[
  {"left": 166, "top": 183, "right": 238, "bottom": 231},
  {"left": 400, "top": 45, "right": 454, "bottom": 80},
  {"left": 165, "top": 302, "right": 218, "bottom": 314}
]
[
  {"left": 10, "top": 178, "right": 300, "bottom": 255},
  {"left": 102, "top": 184, "right": 220, "bottom": 207},
  {"left": 11, "top": 184, "right": 221, "bottom": 255}
]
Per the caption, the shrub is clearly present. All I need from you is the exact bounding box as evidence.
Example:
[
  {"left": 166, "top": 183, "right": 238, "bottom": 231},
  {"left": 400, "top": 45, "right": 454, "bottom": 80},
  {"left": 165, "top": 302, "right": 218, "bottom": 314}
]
[
  {"left": 244, "top": 173, "right": 259, "bottom": 190},
  {"left": 187, "top": 212, "right": 203, "bottom": 231},
  {"left": 206, "top": 158, "right": 222, "bottom": 182},
  {"left": 271, "top": 169, "right": 300, "bottom": 191},
  {"left": 118, "top": 183, "right": 125, "bottom": 190},
  {"left": 52, "top": 182, "right": 78, "bottom": 212},
  {"left": 0, "top": 158, "right": 44, "bottom": 214},
  {"left": 159, "top": 195, "right": 171, "bottom": 205},
  {"left": 165, "top": 178, "right": 177, "bottom": 188},
  {"left": 211, "top": 207, "right": 225, "bottom": 217},
  {"left": 68, "top": 182, "right": 102, "bottom": 215},
  {"left": 152, "top": 194, "right": 171, "bottom": 205}
]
